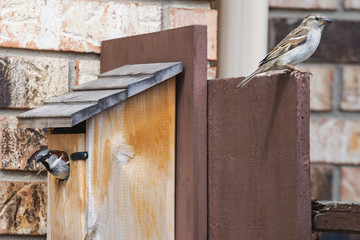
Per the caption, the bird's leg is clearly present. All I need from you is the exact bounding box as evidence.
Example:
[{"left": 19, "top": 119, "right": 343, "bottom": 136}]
[{"left": 285, "top": 65, "right": 313, "bottom": 76}]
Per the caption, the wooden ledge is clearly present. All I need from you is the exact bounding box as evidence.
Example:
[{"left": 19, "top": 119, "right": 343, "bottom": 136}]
[{"left": 312, "top": 200, "right": 360, "bottom": 233}]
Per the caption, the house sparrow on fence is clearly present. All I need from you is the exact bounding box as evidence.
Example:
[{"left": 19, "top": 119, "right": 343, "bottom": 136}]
[
  {"left": 237, "top": 14, "right": 332, "bottom": 88},
  {"left": 36, "top": 149, "right": 70, "bottom": 181}
]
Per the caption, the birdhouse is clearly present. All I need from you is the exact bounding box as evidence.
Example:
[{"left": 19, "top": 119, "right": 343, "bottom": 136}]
[
  {"left": 18, "top": 62, "right": 182, "bottom": 239},
  {"left": 16, "top": 26, "right": 209, "bottom": 240}
]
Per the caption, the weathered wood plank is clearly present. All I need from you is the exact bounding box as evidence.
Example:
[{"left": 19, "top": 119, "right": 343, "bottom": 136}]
[
  {"left": 18, "top": 63, "right": 182, "bottom": 128},
  {"left": 18, "top": 104, "right": 98, "bottom": 128},
  {"left": 312, "top": 200, "right": 360, "bottom": 233},
  {"left": 48, "top": 134, "right": 87, "bottom": 240},
  {"left": 99, "top": 62, "right": 183, "bottom": 84},
  {"left": 45, "top": 89, "right": 126, "bottom": 105},
  {"left": 99, "top": 62, "right": 181, "bottom": 76},
  {"left": 86, "top": 77, "right": 175, "bottom": 239},
  {"left": 18, "top": 104, "right": 96, "bottom": 118},
  {"left": 72, "top": 75, "right": 154, "bottom": 91},
  {"left": 18, "top": 117, "right": 73, "bottom": 129},
  {"left": 208, "top": 73, "right": 311, "bottom": 239},
  {"left": 72, "top": 62, "right": 182, "bottom": 96}
]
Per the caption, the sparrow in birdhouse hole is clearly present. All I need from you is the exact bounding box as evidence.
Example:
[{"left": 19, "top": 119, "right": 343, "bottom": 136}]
[
  {"left": 237, "top": 14, "right": 332, "bottom": 88},
  {"left": 36, "top": 149, "right": 70, "bottom": 181}
]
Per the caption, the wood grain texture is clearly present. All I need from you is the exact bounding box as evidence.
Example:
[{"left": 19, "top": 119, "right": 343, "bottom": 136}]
[
  {"left": 47, "top": 134, "right": 87, "bottom": 240},
  {"left": 86, "top": 78, "right": 175, "bottom": 239},
  {"left": 208, "top": 73, "right": 311, "bottom": 239},
  {"left": 100, "top": 25, "right": 208, "bottom": 240}
]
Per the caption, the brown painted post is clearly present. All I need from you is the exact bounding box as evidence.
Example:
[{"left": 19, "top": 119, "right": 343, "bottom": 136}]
[
  {"left": 100, "top": 26, "right": 208, "bottom": 240},
  {"left": 208, "top": 73, "right": 311, "bottom": 239}
]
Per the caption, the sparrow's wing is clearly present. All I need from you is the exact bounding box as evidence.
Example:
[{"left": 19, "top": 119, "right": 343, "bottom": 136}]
[{"left": 259, "top": 28, "right": 309, "bottom": 66}]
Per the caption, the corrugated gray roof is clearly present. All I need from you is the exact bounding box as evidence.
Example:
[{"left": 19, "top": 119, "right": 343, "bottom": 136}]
[{"left": 17, "top": 62, "right": 182, "bottom": 128}]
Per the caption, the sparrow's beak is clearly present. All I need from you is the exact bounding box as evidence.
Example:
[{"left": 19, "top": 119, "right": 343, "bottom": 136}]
[
  {"left": 322, "top": 18, "right": 333, "bottom": 25},
  {"left": 36, "top": 155, "right": 44, "bottom": 162}
]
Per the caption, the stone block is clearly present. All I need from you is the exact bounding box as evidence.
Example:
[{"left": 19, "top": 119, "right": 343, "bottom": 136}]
[
  {"left": 340, "top": 167, "right": 360, "bottom": 201},
  {"left": 0, "top": 0, "right": 161, "bottom": 53},
  {"left": 311, "top": 118, "right": 360, "bottom": 164},
  {"left": 310, "top": 165, "right": 333, "bottom": 200},
  {"left": 344, "top": 0, "right": 360, "bottom": 10},
  {"left": 341, "top": 65, "right": 360, "bottom": 111},
  {"left": 207, "top": 67, "right": 217, "bottom": 80},
  {"left": 300, "top": 64, "right": 333, "bottom": 111},
  {"left": 0, "top": 181, "right": 47, "bottom": 235},
  {"left": 0, "top": 56, "right": 68, "bottom": 109},
  {"left": 269, "top": 0, "right": 339, "bottom": 10},
  {"left": 169, "top": 7, "right": 217, "bottom": 60},
  {"left": 0, "top": 117, "right": 47, "bottom": 171},
  {"left": 75, "top": 60, "right": 100, "bottom": 86}
]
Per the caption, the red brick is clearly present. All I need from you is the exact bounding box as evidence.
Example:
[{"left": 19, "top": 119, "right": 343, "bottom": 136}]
[
  {"left": 344, "top": 0, "right": 360, "bottom": 10},
  {"left": 311, "top": 118, "right": 360, "bottom": 164},
  {"left": 0, "top": 0, "right": 161, "bottom": 53},
  {"left": 0, "top": 181, "right": 47, "bottom": 235},
  {"left": 269, "top": 18, "right": 360, "bottom": 63},
  {"left": 0, "top": 56, "right": 68, "bottom": 109},
  {"left": 75, "top": 60, "right": 100, "bottom": 86},
  {"left": 340, "top": 167, "right": 360, "bottom": 201},
  {"left": 311, "top": 165, "right": 333, "bottom": 200},
  {"left": 341, "top": 65, "right": 360, "bottom": 111},
  {"left": 169, "top": 7, "right": 217, "bottom": 60},
  {"left": 299, "top": 64, "right": 333, "bottom": 111},
  {"left": 207, "top": 67, "right": 217, "bottom": 80},
  {"left": 269, "top": 0, "right": 339, "bottom": 10},
  {"left": 0, "top": 117, "right": 47, "bottom": 171}
]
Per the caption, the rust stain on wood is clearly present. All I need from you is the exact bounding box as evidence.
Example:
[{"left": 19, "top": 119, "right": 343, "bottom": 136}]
[
  {"left": 91, "top": 121, "right": 111, "bottom": 204},
  {"left": 47, "top": 134, "right": 87, "bottom": 240},
  {"left": 87, "top": 77, "right": 175, "bottom": 239}
]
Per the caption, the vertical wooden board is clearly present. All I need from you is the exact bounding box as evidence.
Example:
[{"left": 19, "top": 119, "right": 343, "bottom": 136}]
[
  {"left": 47, "top": 134, "right": 87, "bottom": 240},
  {"left": 208, "top": 73, "right": 311, "bottom": 239},
  {"left": 86, "top": 78, "right": 175, "bottom": 239}
]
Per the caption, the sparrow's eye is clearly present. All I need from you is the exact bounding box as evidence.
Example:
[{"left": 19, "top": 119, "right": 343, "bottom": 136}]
[{"left": 315, "top": 17, "right": 320, "bottom": 20}]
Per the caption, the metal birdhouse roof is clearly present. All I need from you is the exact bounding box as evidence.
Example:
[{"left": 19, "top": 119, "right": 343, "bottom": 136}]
[{"left": 17, "top": 62, "right": 182, "bottom": 128}]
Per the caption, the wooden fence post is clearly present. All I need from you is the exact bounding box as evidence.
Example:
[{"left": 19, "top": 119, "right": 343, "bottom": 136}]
[{"left": 208, "top": 73, "right": 311, "bottom": 239}]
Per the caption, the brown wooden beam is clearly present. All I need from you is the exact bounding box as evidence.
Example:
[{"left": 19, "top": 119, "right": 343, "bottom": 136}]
[
  {"left": 312, "top": 200, "right": 360, "bottom": 233},
  {"left": 100, "top": 26, "right": 208, "bottom": 240},
  {"left": 208, "top": 73, "right": 311, "bottom": 239}
]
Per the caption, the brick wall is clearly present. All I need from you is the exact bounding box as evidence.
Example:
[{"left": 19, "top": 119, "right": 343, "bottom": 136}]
[
  {"left": 0, "top": 0, "right": 217, "bottom": 238},
  {"left": 269, "top": 0, "right": 360, "bottom": 238}
]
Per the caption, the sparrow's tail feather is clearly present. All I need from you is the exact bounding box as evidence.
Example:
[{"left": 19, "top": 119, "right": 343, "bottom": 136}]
[{"left": 237, "top": 69, "right": 260, "bottom": 88}]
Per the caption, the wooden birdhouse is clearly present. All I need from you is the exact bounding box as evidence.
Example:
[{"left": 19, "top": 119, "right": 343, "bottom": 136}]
[
  {"left": 17, "top": 26, "right": 209, "bottom": 240},
  {"left": 18, "top": 61, "right": 182, "bottom": 239}
]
